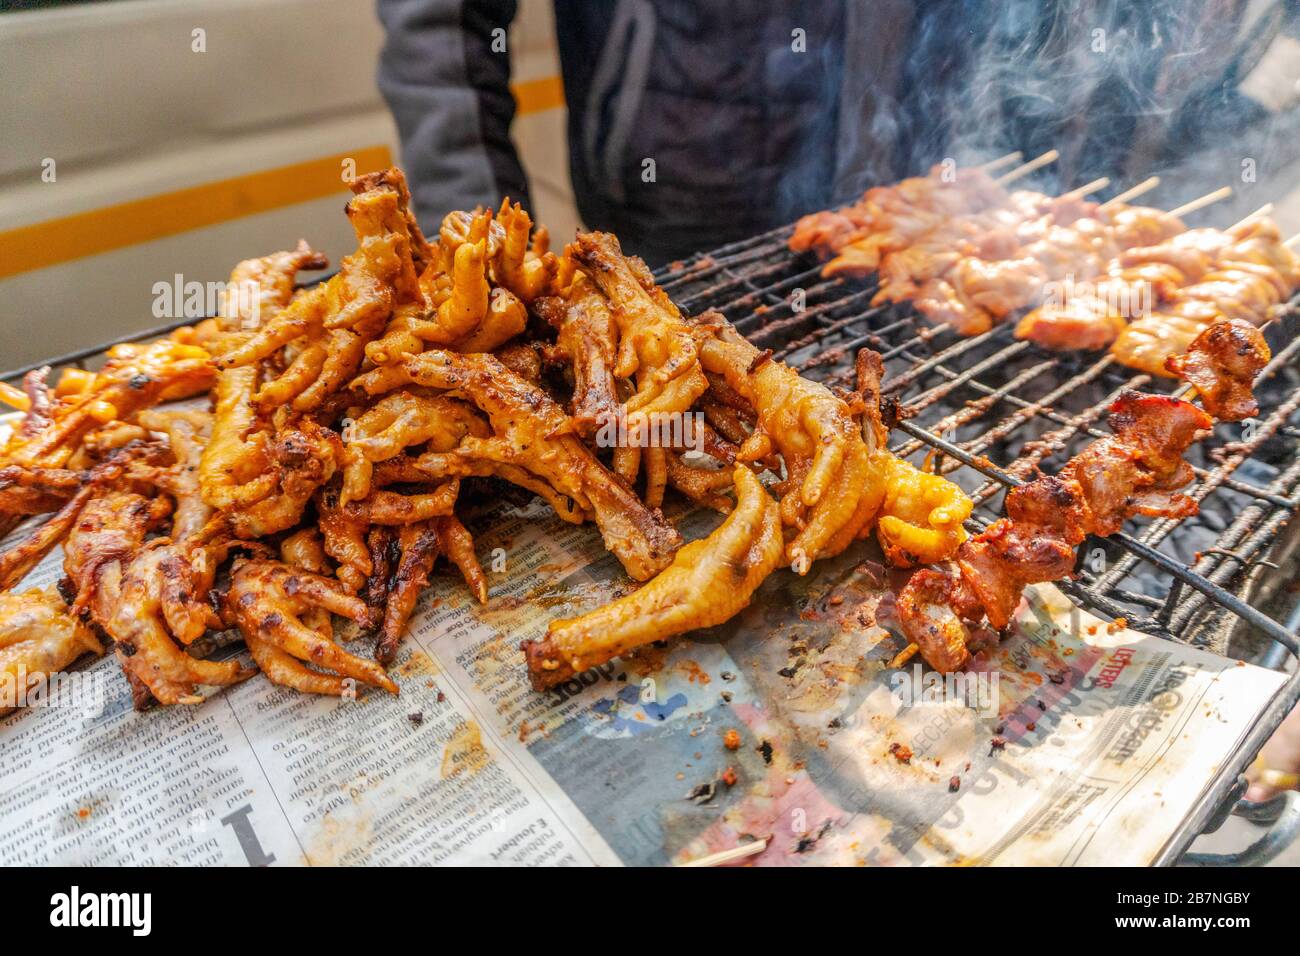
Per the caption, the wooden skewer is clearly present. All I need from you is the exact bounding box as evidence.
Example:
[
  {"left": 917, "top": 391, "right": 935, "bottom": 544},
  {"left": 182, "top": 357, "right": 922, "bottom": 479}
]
[
  {"left": 1228, "top": 203, "right": 1273, "bottom": 230},
  {"left": 1285, "top": 233, "right": 1300, "bottom": 249},
  {"left": 994, "top": 149, "right": 1060, "bottom": 186},
  {"left": 1100, "top": 176, "right": 1160, "bottom": 208},
  {"left": 1062, "top": 176, "right": 1110, "bottom": 200},
  {"left": 678, "top": 838, "right": 769, "bottom": 867},
  {"left": 978, "top": 151, "right": 1024, "bottom": 173},
  {"left": 1168, "top": 186, "right": 1233, "bottom": 219}
]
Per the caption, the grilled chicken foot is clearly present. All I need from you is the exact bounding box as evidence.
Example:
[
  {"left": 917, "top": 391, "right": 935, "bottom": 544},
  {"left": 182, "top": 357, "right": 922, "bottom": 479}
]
[
  {"left": 522, "top": 465, "right": 783, "bottom": 690},
  {"left": 226, "top": 559, "right": 398, "bottom": 696},
  {"left": 698, "top": 324, "right": 884, "bottom": 568},
  {"left": 353, "top": 349, "right": 681, "bottom": 581},
  {"left": 0, "top": 589, "right": 104, "bottom": 715}
]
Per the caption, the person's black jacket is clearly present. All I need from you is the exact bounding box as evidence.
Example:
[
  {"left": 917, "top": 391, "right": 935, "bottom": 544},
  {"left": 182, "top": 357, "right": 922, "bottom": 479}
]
[{"left": 377, "top": 0, "right": 1296, "bottom": 265}]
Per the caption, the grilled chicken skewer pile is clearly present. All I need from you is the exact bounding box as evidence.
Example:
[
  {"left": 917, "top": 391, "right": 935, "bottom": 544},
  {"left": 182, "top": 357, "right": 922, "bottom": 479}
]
[
  {"left": 791, "top": 156, "right": 1187, "bottom": 337},
  {"left": 871, "top": 192, "right": 1185, "bottom": 337},
  {"left": 791, "top": 159, "right": 1300, "bottom": 374},
  {"left": 789, "top": 162, "right": 1015, "bottom": 278},
  {"left": 1016, "top": 212, "right": 1300, "bottom": 364}
]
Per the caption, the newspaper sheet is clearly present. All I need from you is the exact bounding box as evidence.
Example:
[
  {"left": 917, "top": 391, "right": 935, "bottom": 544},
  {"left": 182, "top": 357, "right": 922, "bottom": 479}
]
[{"left": 0, "top": 499, "right": 1286, "bottom": 866}]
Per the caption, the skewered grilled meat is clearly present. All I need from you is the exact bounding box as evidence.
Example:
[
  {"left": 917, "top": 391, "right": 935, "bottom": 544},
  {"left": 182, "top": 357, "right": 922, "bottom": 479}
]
[
  {"left": 1165, "top": 319, "right": 1271, "bottom": 421},
  {"left": 887, "top": 199, "right": 1183, "bottom": 337},
  {"left": 1109, "top": 218, "right": 1299, "bottom": 374},
  {"left": 696, "top": 321, "right": 885, "bottom": 567},
  {"left": 0, "top": 340, "right": 213, "bottom": 493},
  {"left": 896, "top": 390, "right": 1213, "bottom": 672},
  {"left": 792, "top": 163, "right": 1299, "bottom": 365},
  {"left": 534, "top": 276, "right": 621, "bottom": 437},
  {"left": 1015, "top": 262, "right": 1184, "bottom": 350},
  {"left": 790, "top": 164, "right": 1011, "bottom": 277}
]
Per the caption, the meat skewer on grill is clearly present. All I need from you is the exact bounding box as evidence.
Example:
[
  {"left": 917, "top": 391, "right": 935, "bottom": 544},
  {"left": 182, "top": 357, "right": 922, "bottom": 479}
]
[
  {"left": 889, "top": 320, "right": 1268, "bottom": 673},
  {"left": 796, "top": 162, "right": 1200, "bottom": 341},
  {"left": 1107, "top": 215, "right": 1300, "bottom": 375},
  {"left": 791, "top": 156, "right": 1293, "bottom": 366},
  {"left": 1015, "top": 202, "right": 1275, "bottom": 355},
  {"left": 869, "top": 181, "right": 1230, "bottom": 340},
  {"left": 871, "top": 183, "right": 1187, "bottom": 337},
  {"left": 789, "top": 152, "right": 1058, "bottom": 279}
]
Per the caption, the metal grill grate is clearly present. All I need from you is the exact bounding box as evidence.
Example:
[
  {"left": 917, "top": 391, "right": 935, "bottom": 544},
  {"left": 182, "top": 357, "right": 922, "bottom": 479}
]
[{"left": 653, "top": 225, "right": 1300, "bottom": 665}]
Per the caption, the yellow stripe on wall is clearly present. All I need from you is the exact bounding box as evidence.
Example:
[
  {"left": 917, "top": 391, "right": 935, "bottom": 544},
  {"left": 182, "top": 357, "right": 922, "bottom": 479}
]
[
  {"left": 0, "top": 145, "right": 393, "bottom": 281},
  {"left": 1, "top": 72, "right": 567, "bottom": 281}
]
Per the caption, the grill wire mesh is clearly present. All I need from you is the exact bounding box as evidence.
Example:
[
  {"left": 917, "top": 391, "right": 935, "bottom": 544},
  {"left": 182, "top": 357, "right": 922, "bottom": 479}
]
[{"left": 653, "top": 225, "right": 1300, "bottom": 664}]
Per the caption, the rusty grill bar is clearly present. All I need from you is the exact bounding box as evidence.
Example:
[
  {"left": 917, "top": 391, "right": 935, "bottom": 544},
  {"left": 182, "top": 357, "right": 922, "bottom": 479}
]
[{"left": 653, "top": 225, "right": 1300, "bottom": 664}]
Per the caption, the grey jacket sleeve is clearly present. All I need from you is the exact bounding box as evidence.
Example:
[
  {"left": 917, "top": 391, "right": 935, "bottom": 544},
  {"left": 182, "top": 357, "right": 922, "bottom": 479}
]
[{"left": 376, "top": 0, "right": 531, "bottom": 233}]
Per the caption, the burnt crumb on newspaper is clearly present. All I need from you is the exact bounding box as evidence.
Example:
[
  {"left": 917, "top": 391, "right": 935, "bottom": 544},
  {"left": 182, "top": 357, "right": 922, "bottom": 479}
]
[
  {"left": 948, "top": 776, "right": 961, "bottom": 792},
  {"left": 756, "top": 739, "right": 774, "bottom": 765},
  {"left": 795, "top": 820, "right": 832, "bottom": 853},
  {"left": 889, "top": 742, "right": 913, "bottom": 764},
  {"left": 686, "top": 781, "right": 716, "bottom": 805}
]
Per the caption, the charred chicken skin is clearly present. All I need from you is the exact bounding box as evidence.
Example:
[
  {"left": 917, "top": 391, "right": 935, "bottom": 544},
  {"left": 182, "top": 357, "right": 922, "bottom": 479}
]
[{"left": 1165, "top": 320, "right": 1271, "bottom": 422}]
